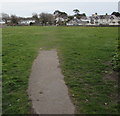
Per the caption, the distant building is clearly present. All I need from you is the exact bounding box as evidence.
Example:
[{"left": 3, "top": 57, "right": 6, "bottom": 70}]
[
  {"left": 66, "top": 14, "right": 120, "bottom": 26},
  {"left": 0, "top": 19, "right": 11, "bottom": 24},
  {"left": 0, "top": 20, "right": 5, "bottom": 24},
  {"left": 90, "top": 14, "right": 119, "bottom": 25},
  {"left": 19, "top": 19, "right": 35, "bottom": 25}
]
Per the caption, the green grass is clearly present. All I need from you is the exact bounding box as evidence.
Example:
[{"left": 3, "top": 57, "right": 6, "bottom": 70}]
[{"left": 2, "top": 26, "right": 119, "bottom": 114}]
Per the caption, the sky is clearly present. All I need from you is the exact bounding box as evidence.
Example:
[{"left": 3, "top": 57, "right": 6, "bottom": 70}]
[{"left": 0, "top": 1, "right": 119, "bottom": 17}]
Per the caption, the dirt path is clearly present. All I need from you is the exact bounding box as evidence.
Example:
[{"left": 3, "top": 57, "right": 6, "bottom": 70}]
[{"left": 28, "top": 49, "right": 75, "bottom": 114}]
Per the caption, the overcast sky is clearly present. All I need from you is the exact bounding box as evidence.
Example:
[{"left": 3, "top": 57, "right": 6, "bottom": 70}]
[{"left": 1, "top": 1, "right": 119, "bottom": 17}]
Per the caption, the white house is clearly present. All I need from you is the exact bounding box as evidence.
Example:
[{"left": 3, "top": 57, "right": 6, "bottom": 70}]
[
  {"left": 66, "top": 14, "right": 120, "bottom": 26},
  {"left": 66, "top": 16, "right": 90, "bottom": 26},
  {"left": 0, "top": 20, "right": 5, "bottom": 24},
  {"left": 55, "top": 17, "right": 68, "bottom": 25},
  {"left": 90, "top": 14, "right": 120, "bottom": 25},
  {"left": 0, "top": 19, "right": 11, "bottom": 24},
  {"left": 55, "top": 17, "right": 65, "bottom": 22},
  {"left": 19, "top": 19, "right": 35, "bottom": 25}
]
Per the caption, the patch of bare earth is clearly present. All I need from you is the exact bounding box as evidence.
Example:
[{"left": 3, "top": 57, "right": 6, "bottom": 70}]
[
  {"left": 103, "top": 61, "right": 118, "bottom": 81},
  {"left": 103, "top": 61, "right": 119, "bottom": 106}
]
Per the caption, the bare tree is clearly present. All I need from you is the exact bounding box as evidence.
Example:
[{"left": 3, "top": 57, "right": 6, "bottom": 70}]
[
  {"left": 10, "top": 15, "right": 19, "bottom": 24},
  {"left": 46, "top": 13, "right": 54, "bottom": 25},
  {"left": 39, "top": 13, "right": 54, "bottom": 25},
  {"left": 1, "top": 13, "right": 9, "bottom": 24},
  {"left": 32, "top": 13, "right": 39, "bottom": 24}
]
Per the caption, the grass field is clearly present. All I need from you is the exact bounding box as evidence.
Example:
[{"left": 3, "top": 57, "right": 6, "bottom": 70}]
[{"left": 2, "top": 26, "right": 119, "bottom": 114}]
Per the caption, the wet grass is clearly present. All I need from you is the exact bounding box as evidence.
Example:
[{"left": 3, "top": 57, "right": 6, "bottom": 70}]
[{"left": 2, "top": 26, "right": 119, "bottom": 114}]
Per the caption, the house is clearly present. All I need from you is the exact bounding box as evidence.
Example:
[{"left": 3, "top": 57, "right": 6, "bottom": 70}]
[
  {"left": 90, "top": 14, "right": 120, "bottom": 25},
  {"left": 55, "top": 17, "right": 65, "bottom": 23},
  {"left": 54, "top": 11, "right": 68, "bottom": 25},
  {"left": 80, "top": 16, "right": 91, "bottom": 25},
  {"left": 66, "top": 17, "right": 80, "bottom": 25},
  {"left": 66, "top": 14, "right": 120, "bottom": 26},
  {"left": 66, "top": 16, "right": 90, "bottom": 25},
  {"left": 55, "top": 17, "right": 68, "bottom": 25},
  {"left": 0, "top": 19, "right": 11, "bottom": 24},
  {"left": 0, "top": 19, "right": 5, "bottom": 24},
  {"left": 19, "top": 19, "right": 35, "bottom": 25}
]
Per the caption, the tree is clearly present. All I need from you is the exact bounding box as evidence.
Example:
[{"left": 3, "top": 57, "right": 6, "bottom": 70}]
[
  {"left": 73, "top": 9, "right": 86, "bottom": 19},
  {"left": 111, "top": 12, "right": 120, "bottom": 17},
  {"left": 73, "top": 9, "right": 80, "bottom": 15},
  {"left": 106, "top": 13, "right": 108, "bottom": 15},
  {"left": 74, "top": 13, "right": 86, "bottom": 19},
  {"left": 67, "top": 16, "right": 74, "bottom": 21},
  {"left": 46, "top": 13, "right": 54, "bottom": 25},
  {"left": 53, "top": 10, "right": 68, "bottom": 25},
  {"left": 60, "top": 12, "right": 68, "bottom": 18},
  {"left": 10, "top": 15, "right": 19, "bottom": 24},
  {"left": 54, "top": 10, "right": 61, "bottom": 17},
  {"left": 54, "top": 10, "right": 67, "bottom": 18},
  {"left": 95, "top": 13, "right": 98, "bottom": 15},
  {"left": 82, "top": 13, "right": 86, "bottom": 17},
  {"left": 32, "top": 13, "right": 39, "bottom": 24},
  {"left": 1, "top": 13, "right": 9, "bottom": 24},
  {"left": 39, "top": 13, "right": 54, "bottom": 25}
]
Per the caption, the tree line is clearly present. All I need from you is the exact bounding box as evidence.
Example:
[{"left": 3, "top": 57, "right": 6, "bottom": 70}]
[{"left": 1, "top": 9, "right": 120, "bottom": 25}]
